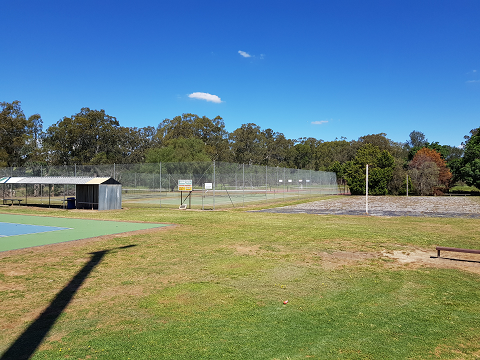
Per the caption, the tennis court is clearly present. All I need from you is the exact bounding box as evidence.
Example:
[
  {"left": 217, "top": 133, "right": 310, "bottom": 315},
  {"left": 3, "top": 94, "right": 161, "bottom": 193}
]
[{"left": 0, "top": 214, "right": 170, "bottom": 252}]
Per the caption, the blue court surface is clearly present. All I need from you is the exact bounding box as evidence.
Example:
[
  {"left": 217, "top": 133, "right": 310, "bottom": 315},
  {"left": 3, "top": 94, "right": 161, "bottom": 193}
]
[{"left": 0, "top": 223, "right": 71, "bottom": 237}]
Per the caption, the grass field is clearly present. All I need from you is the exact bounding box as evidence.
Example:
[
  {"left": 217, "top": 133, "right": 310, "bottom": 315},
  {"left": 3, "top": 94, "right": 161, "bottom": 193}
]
[{"left": 1, "top": 197, "right": 480, "bottom": 359}]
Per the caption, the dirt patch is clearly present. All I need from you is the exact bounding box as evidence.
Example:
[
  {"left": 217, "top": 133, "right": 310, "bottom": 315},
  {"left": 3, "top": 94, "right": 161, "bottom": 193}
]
[
  {"left": 382, "top": 249, "right": 480, "bottom": 275},
  {"left": 0, "top": 282, "right": 26, "bottom": 291},
  {"left": 311, "top": 248, "right": 480, "bottom": 274},
  {"left": 233, "top": 245, "right": 261, "bottom": 255},
  {"left": 317, "top": 251, "right": 378, "bottom": 270}
]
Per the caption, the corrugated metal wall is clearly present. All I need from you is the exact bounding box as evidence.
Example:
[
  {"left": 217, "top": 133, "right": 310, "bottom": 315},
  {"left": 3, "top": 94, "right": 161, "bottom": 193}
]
[{"left": 99, "top": 184, "right": 122, "bottom": 210}]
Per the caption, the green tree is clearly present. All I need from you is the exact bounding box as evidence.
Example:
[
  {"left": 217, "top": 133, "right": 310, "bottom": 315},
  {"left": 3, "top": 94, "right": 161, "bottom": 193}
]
[
  {"left": 43, "top": 108, "right": 124, "bottom": 165},
  {"left": 409, "top": 161, "right": 440, "bottom": 195},
  {"left": 343, "top": 144, "right": 395, "bottom": 195},
  {"left": 315, "top": 138, "right": 355, "bottom": 171},
  {"left": 0, "top": 101, "right": 39, "bottom": 166},
  {"left": 229, "top": 123, "right": 266, "bottom": 165},
  {"left": 118, "top": 126, "right": 157, "bottom": 164},
  {"left": 291, "top": 138, "right": 317, "bottom": 169},
  {"left": 355, "top": 133, "right": 407, "bottom": 159},
  {"left": 156, "top": 114, "right": 230, "bottom": 161},
  {"left": 408, "top": 148, "right": 452, "bottom": 195},
  {"left": 459, "top": 127, "right": 480, "bottom": 188},
  {"left": 387, "top": 160, "right": 408, "bottom": 195},
  {"left": 406, "top": 130, "right": 428, "bottom": 149},
  {"left": 262, "top": 129, "right": 294, "bottom": 167},
  {"left": 24, "top": 113, "right": 45, "bottom": 165},
  {"left": 145, "top": 138, "right": 211, "bottom": 163}
]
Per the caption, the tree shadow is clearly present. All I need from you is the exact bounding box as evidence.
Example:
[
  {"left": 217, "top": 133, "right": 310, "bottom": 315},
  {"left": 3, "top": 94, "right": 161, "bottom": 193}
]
[{"left": 1, "top": 244, "right": 137, "bottom": 360}]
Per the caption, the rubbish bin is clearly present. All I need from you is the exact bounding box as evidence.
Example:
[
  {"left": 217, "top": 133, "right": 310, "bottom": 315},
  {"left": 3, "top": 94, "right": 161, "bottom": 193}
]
[{"left": 67, "top": 197, "right": 76, "bottom": 209}]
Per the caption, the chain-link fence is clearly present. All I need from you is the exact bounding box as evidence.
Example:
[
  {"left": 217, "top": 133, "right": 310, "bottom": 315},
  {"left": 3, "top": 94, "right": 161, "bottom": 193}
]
[{"left": 1, "top": 162, "right": 342, "bottom": 209}]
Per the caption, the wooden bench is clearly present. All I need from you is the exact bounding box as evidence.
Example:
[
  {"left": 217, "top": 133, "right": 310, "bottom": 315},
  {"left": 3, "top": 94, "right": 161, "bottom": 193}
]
[
  {"left": 2, "top": 198, "right": 23, "bottom": 206},
  {"left": 436, "top": 246, "right": 480, "bottom": 258}
]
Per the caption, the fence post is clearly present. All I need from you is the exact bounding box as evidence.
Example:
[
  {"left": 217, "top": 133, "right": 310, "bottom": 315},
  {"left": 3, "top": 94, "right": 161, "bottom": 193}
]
[
  {"left": 265, "top": 165, "right": 268, "bottom": 202},
  {"left": 310, "top": 169, "right": 312, "bottom": 195},
  {"left": 213, "top": 160, "right": 216, "bottom": 210},
  {"left": 160, "top": 162, "right": 162, "bottom": 207},
  {"left": 297, "top": 169, "right": 300, "bottom": 198}
]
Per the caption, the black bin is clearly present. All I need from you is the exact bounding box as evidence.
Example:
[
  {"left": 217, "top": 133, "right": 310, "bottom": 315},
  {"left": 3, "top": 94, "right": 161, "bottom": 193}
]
[{"left": 67, "top": 197, "right": 76, "bottom": 209}]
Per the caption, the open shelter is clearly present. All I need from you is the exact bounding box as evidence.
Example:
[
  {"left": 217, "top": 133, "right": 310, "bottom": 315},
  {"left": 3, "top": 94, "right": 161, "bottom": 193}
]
[{"left": 0, "top": 177, "right": 122, "bottom": 210}]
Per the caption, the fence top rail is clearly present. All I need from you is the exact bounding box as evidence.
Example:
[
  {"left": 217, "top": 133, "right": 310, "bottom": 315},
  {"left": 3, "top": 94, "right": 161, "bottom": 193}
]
[{"left": 0, "top": 176, "right": 119, "bottom": 185}]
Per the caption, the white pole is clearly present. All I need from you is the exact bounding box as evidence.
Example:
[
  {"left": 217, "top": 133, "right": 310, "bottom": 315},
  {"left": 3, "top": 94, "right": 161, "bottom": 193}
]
[
  {"left": 406, "top": 174, "right": 408, "bottom": 197},
  {"left": 213, "top": 160, "right": 215, "bottom": 210},
  {"left": 160, "top": 162, "right": 162, "bottom": 208},
  {"left": 366, "top": 164, "right": 369, "bottom": 215}
]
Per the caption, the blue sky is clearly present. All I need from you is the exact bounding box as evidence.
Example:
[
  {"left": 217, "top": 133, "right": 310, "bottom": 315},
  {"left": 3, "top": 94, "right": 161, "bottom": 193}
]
[{"left": 1, "top": 0, "right": 479, "bottom": 147}]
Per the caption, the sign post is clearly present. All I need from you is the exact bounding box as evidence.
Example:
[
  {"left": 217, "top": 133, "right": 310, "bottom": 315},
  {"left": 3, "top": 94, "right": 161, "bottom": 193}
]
[{"left": 178, "top": 180, "right": 193, "bottom": 209}]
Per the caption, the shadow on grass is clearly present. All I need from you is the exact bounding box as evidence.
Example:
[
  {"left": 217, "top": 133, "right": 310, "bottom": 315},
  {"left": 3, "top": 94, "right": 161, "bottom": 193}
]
[
  {"left": 430, "top": 256, "right": 480, "bottom": 264},
  {"left": 0, "top": 244, "right": 137, "bottom": 360}
]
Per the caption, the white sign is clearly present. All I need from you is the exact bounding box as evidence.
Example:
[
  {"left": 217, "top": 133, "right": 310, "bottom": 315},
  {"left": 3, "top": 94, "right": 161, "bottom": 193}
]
[
  {"left": 178, "top": 179, "right": 193, "bottom": 191},
  {"left": 205, "top": 183, "right": 213, "bottom": 190},
  {"left": 278, "top": 179, "right": 283, "bottom": 183},
  {"left": 288, "top": 179, "right": 292, "bottom": 183},
  {"left": 299, "top": 179, "right": 303, "bottom": 182}
]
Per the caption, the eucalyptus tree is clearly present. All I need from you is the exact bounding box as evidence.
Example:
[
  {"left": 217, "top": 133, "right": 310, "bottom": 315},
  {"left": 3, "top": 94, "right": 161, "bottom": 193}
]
[
  {"left": 228, "top": 123, "right": 266, "bottom": 165},
  {"left": 0, "top": 101, "right": 40, "bottom": 167},
  {"left": 458, "top": 127, "right": 480, "bottom": 188},
  {"left": 342, "top": 143, "right": 395, "bottom": 195},
  {"left": 43, "top": 108, "right": 124, "bottom": 165},
  {"left": 408, "top": 148, "right": 452, "bottom": 194}
]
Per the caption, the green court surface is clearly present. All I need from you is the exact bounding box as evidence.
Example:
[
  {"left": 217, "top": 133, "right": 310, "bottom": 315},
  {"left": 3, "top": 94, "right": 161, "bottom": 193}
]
[{"left": 0, "top": 214, "right": 170, "bottom": 252}]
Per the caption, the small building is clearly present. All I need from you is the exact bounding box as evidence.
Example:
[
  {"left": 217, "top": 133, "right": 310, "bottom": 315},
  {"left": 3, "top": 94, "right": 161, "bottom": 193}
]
[{"left": 0, "top": 177, "right": 122, "bottom": 210}]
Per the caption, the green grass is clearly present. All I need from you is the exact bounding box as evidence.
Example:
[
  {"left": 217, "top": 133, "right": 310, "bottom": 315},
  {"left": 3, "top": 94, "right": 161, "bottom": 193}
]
[
  {"left": 449, "top": 184, "right": 480, "bottom": 194},
  {"left": 1, "top": 200, "right": 480, "bottom": 359}
]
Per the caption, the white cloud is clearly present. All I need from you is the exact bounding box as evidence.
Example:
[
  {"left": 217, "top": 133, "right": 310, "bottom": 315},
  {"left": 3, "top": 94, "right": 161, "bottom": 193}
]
[
  {"left": 188, "top": 92, "right": 223, "bottom": 103},
  {"left": 466, "top": 80, "right": 480, "bottom": 83},
  {"left": 311, "top": 120, "right": 329, "bottom": 125},
  {"left": 238, "top": 50, "right": 252, "bottom": 58}
]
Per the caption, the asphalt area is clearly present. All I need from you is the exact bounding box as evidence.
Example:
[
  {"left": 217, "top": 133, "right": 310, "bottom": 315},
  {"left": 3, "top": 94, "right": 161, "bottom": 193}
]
[{"left": 258, "top": 195, "right": 480, "bottom": 218}]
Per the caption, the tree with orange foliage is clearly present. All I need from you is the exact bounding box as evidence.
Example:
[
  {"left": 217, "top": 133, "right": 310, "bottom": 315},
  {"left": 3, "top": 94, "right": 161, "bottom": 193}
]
[{"left": 409, "top": 148, "right": 452, "bottom": 195}]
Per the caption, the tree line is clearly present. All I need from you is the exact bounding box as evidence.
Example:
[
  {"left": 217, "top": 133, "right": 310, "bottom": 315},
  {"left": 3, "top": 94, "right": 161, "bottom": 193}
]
[{"left": 1, "top": 100, "right": 478, "bottom": 195}]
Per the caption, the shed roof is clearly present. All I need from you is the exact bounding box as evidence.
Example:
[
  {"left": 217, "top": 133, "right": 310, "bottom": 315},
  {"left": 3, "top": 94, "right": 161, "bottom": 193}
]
[{"left": 0, "top": 177, "right": 120, "bottom": 185}]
